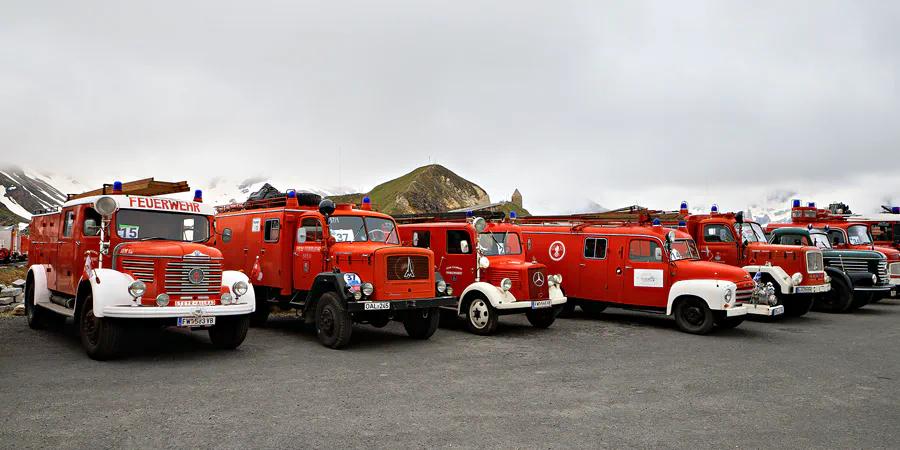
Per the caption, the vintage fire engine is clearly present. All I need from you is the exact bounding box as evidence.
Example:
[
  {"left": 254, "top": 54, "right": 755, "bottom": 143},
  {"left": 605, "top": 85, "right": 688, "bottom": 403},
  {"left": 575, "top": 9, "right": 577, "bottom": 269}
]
[
  {"left": 767, "top": 226, "right": 890, "bottom": 312},
  {"left": 25, "top": 179, "right": 256, "bottom": 360},
  {"left": 519, "top": 214, "right": 754, "bottom": 335},
  {"left": 652, "top": 202, "right": 829, "bottom": 317},
  {"left": 854, "top": 205, "right": 900, "bottom": 250},
  {"left": 766, "top": 200, "right": 900, "bottom": 301},
  {"left": 0, "top": 225, "right": 26, "bottom": 262},
  {"left": 395, "top": 211, "right": 567, "bottom": 335},
  {"left": 213, "top": 194, "right": 456, "bottom": 349}
]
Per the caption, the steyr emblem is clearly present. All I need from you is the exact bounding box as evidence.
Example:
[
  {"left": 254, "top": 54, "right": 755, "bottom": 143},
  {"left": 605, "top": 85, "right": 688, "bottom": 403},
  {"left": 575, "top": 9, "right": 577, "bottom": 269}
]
[
  {"left": 188, "top": 268, "right": 206, "bottom": 285},
  {"left": 533, "top": 272, "right": 545, "bottom": 287}
]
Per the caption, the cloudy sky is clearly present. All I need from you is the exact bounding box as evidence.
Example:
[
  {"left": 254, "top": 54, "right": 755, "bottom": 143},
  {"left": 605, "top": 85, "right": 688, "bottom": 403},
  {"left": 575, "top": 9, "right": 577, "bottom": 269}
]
[{"left": 1, "top": 0, "right": 898, "bottom": 214}]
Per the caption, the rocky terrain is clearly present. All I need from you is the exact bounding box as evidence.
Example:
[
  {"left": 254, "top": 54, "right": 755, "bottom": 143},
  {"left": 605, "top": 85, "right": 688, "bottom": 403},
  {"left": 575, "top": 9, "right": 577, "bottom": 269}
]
[{"left": 0, "top": 265, "right": 26, "bottom": 316}]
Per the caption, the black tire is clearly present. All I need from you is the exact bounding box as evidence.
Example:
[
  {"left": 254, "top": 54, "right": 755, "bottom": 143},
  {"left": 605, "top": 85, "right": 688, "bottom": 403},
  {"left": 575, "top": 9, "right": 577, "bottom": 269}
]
[
  {"left": 403, "top": 307, "right": 440, "bottom": 339},
  {"left": 465, "top": 296, "right": 499, "bottom": 335},
  {"left": 814, "top": 276, "right": 853, "bottom": 313},
  {"left": 25, "top": 280, "right": 45, "bottom": 330},
  {"left": 579, "top": 300, "right": 608, "bottom": 318},
  {"left": 848, "top": 292, "right": 872, "bottom": 311},
  {"left": 673, "top": 297, "right": 716, "bottom": 335},
  {"left": 249, "top": 286, "right": 271, "bottom": 327},
  {"left": 315, "top": 292, "right": 352, "bottom": 349},
  {"left": 208, "top": 315, "right": 250, "bottom": 349},
  {"left": 79, "top": 295, "right": 124, "bottom": 360},
  {"left": 783, "top": 295, "right": 814, "bottom": 317},
  {"left": 715, "top": 316, "right": 745, "bottom": 329},
  {"left": 526, "top": 306, "right": 558, "bottom": 329},
  {"left": 869, "top": 294, "right": 882, "bottom": 304},
  {"left": 296, "top": 192, "right": 323, "bottom": 207},
  {"left": 556, "top": 300, "right": 576, "bottom": 318}
]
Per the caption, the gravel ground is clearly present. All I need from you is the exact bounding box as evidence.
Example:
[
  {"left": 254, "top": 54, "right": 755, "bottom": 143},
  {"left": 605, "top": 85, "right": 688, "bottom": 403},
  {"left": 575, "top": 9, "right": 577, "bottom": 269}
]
[{"left": 1, "top": 300, "right": 899, "bottom": 449}]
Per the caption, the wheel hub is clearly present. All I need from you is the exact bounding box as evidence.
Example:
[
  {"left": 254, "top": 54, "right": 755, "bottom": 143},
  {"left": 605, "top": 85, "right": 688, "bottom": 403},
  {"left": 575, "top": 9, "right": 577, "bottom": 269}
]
[
  {"left": 320, "top": 308, "right": 335, "bottom": 336},
  {"left": 683, "top": 306, "right": 703, "bottom": 326},
  {"left": 469, "top": 300, "right": 489, "bottom": 328},
  {"left": 82, "top": 309, "right": 100, "bottom": 345}
]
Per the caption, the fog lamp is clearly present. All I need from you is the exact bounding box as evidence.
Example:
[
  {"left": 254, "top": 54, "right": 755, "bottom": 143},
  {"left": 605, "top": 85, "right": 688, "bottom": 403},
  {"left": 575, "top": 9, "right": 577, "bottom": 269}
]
[
  {"left": 155, "top": 293, "right": 170, "bottom": 307},
  {"left": 221, "top": 292, "right": 234, "bottom": 305},
  {"left": 353, "top": 291, "right": 363, "bottom": 301},
  {"left": 446, "top": 286, "right": 454, "bottom": 296}
]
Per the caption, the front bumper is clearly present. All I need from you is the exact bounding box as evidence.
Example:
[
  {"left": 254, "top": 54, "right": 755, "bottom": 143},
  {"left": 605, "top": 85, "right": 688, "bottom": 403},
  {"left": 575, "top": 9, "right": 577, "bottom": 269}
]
[
  {"left": 494, "top": 296, "right": 567, "bottom": 311},
  {"left": 347, "top": 296, "right": 457, "bottom": 312},
  {"left": 853, "top": 285, "right": 893, "bottom": 293},
  {"left": 725, "top": 305, "right": 748, "bottom": 317},
  {"left": 103, "top": 302, "right": 254, "bottom": 318},
  {"left": 741, "top": 303, "right": 785, "bottom": 316},
  {"left": 791, "top": 283, "right": 831, "bottom": 294}
]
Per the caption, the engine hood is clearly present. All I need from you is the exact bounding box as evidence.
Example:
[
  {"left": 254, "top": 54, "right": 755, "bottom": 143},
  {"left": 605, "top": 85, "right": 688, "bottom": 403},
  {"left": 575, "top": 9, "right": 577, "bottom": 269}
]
[
  {"left": 674, "top": 260, "right": 752, "bottom": 283},
  {"left": 115, "top": 240, "right": 222, "bottom": 259},
  {"left": 822, "top": 249, "right": 886, "bottom": 260}
]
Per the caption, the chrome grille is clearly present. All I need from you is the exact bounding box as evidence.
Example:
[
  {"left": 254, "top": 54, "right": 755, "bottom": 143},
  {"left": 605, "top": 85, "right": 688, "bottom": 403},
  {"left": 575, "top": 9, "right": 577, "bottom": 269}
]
[
  {"left": 487, "top": 269, "right": 520, "bottom": 286},
  {"left": 890, "top": 262, "right": 900, "bottom": 276},
  {"left": 164, "top": 259, "right": 223, "bottom": 295},
  {"left": 122, "top": 259, "right": 155, "bottom": 283},
  {"left": 877, "top": 261, "right": 888, "bottom": 284},
  {"left": 735, "top": 281, "right": 755, "bottom": 302},
  {"left": 806, "top": 251, "right": 824, "bottom": 272},
  {"left": 824, "top": 257, "right": 870, "bottom": 273}
]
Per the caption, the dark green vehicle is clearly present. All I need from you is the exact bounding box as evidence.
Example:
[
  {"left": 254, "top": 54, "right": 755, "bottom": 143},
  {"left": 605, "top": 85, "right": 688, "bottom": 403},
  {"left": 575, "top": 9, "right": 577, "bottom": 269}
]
[{"left": 768, "top": 227, "right": 890, "bottom": 313}]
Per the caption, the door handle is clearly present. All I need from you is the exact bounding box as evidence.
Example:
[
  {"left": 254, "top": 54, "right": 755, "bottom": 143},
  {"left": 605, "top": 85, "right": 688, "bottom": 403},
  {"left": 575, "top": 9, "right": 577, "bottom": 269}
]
[
  {"left": 76, "top": 241, "right": 81, "bottom": 246},
  {"left": 625, "top": 266, "right": 632, "bottom": 269},
  {"left": 616, "top": 268, "right": 622, "bottom": 274},
  {"left": 580, "top": 263, "right": 586, "bottom": 267},
  {"left": 261, "top": 249, "right": 266, "bottom": 254},
  {"left": 244, "top": 248, "right": 248, "bottom": 252}
]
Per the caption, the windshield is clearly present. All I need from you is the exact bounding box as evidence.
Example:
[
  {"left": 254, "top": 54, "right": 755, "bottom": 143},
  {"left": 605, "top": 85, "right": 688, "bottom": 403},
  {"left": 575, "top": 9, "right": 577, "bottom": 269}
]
[
  {"left": 327, "top": 215, "right": 399, "bottom": 244},
  {"left": 115, "top": 210, "right": 210, "bottom": 242},
  {"left": 669, "top": 239, "right": 700, "bottom": 261},
  {"left": 847, "top": 225, "right": 872, "bottom": 245},
  {"left": 735, "top": 222, "right": 767, "bottom": 243},
  {"left": 478, "top": 231, "right": 523, "bottom": 256},
  {"left": 809, "top": 231, "right": 832, "bottom": 249}
]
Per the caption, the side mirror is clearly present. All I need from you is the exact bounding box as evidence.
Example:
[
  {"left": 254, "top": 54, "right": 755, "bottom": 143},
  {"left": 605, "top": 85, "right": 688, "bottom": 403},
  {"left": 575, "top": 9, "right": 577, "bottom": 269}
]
[
  {"left": 84, "top": 219, "right": 100, "bottom": 236},
  {"left": 655, "top": 247, "right": 663, "bottom": 261},
  {"left": 460, "top": 240, "right": 470, "bottom": 254},
  {"left": 296, "top": 227, "right": 307, "bottom": 244},
  {"left": 222, "top": 228, "right": 232, "bottom": 242},
  {"left": 413, "top": 232, "right": 419, "bottom": 246}
]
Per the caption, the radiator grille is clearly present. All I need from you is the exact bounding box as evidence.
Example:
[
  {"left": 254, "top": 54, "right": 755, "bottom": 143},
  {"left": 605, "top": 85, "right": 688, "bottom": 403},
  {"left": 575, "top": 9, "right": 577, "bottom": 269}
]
[
  {"left": 386, "top": 255, "right": 430, "bottom": 281},
  {"left": 825, "top": 257, "right": 872, "bottom": 273},
  {"left": 164, "top": 259, "right": 223, "bottom": 295},
  {"left": 735, "top": 280, "right": 755, "bottom": 302},
  {"left": 877, "top": 261, "right": 888, "bottom": 284},
  {"left": 890, "top": 262, "right": 900, "bottom": 276},
  {"left": 122, "top": 259, "right": 155, "bottom": 283},
  {"left": 487, "top": 269, "right": 520, "bottom": 286},
  {"left": 527, "top": 267, "right": 549, "bottom": 300},
  {"left": 806, "top": 251, "right": 824, "bottom": 272}
]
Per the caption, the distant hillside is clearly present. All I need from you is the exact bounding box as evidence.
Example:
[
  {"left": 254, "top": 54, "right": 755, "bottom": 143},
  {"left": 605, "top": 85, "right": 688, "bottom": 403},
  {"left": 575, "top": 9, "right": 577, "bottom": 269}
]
[
  {"left": 329, "top": 165, "right": 495, "bottom": 215},
  {"left": 0, "top": 203, "right": 26, "bottom": 226},
  {"left": 0, "top": 167, "right": 89, "bottom": 226}
]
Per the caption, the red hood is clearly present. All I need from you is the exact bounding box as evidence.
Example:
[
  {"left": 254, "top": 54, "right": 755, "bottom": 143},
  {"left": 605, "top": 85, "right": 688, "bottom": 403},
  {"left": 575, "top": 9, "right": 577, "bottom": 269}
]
[
  {"left": 116, "top": 241, "right": 223, "bottom": 259},
  {"left": 488, "top": 258, "right": 542, "bottom": 271},
  {"left": 749, "top": 242, "right": 812, "bottom": 254},
  {"left": 674, "top": 260, "right": 752, "bottom": 283}
]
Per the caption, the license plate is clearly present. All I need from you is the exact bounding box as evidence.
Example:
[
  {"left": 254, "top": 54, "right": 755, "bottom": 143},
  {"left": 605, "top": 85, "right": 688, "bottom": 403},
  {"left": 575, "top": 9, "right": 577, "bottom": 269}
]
[
  {"left": 771, "top": 305, "right": 785, "bottom": 316},
  {"left": 177, "top": 317, "right": 215, "bottom": 327},
  {"left": 531, "top": 300, "right": 552, "bottom": 309},
  {"left": 364, "top": 302, "right": 390, "bottom": 311},
  {"left": 795, "top": 286, "right": 814, "bottom": 293}
]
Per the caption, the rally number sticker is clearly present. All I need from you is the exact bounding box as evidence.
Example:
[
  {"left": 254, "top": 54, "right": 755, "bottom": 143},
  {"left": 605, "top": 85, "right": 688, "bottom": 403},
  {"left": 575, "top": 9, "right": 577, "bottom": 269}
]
[
  {"left": 117, "top": 225, "right": 139, "bottom": 239},
  {"left": 331, "top": 230, "right": 354, "bottom": 242}
]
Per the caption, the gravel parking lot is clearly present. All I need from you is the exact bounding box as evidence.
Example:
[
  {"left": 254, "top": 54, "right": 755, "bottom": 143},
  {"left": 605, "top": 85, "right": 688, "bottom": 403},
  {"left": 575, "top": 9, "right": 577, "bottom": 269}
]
[{"left": 2, "top": 301, "right": 899, "bottom": 449}]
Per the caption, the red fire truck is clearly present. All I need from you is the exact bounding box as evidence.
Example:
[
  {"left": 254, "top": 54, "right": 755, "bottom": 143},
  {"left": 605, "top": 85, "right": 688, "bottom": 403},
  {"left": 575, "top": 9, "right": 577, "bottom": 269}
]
[
  {"left": 519, "top": 214, "right": 755, "bottom": 335},
  {"left": 854, "top": 205, "right": 899, "bottom": 250},
  {"left": 653, "top": 202, "right": 829, "bottom": 317},
  {"left": 26, "top": 179, "right": 256, "bottom": 360},
  {"left": 0, "top": 225, "right": 26, "bottom": 262},
  {"left": 395, "top": 212, "right": 567, "bottom": 335},
  {"left": 213, "top": 194, "right": 456, "bottom": 349},
  {"left": 766, "top": 201, "right": 900, "bottom": 300}
]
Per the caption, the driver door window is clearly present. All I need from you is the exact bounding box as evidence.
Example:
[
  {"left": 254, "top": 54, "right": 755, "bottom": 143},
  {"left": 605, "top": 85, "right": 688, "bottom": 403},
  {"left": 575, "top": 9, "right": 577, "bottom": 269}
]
[
  {"left": 703, "top": 224, "right": 734, "bottom": 243},
  {"left": 412, "top": 231, "right": 431, "bottom": 249},
  {"left": 629, "top": 240, "right": 662, "bottom": 262},
  {"left": 299, "top": 218, "right": 323, "bottom": 243},
  {"left": 827, "top": 230, "right": 845, "bottom": 246},
  {"left": 447, "top": 230, "right": 472, "bottom": 254}
]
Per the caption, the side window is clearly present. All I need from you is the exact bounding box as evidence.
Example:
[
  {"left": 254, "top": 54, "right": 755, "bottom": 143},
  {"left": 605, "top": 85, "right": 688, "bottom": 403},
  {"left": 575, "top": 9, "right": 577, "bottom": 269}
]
[
  {"left": 703, "top": 224, "right": 734, "bottom": 243},
  {"left": 222, "top": 228, "right": 233, "bottom": 243},
  {"left": 447, "top": 230, "right": 472, "bottom": 254},
  {"left": 264, "top": 219, "right": 280, "bottom": 243},
  {"left": 299, "top": 218, "right": 323, "bottom": 243},
  {"left": 583, "top": 238, "right": 607, "bottom": 259},
  {"left": 412, "top": 230, "right": 431, "bottom": 249},
  {"left": 62, "top": 211, "right": 75, "bottom": 238},
  {"left": 82, "top": 208, "right": 102, "bottom": 236},
  {"left": 827, "top": 230, "right": 845, "bottom": 245},
  {"left": 871, "top": 223, "right": 894, "bottom": 243},
  {"left": 629, "top": 239, "right": 662, "bottom": 262}
]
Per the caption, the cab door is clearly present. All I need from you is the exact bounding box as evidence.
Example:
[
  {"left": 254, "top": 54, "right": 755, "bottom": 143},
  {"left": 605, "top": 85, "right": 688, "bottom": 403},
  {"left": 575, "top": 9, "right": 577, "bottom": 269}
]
[
  {"left": 622, "top": 237, "right": 669, "bottom": 308},
  {"left": 699, "top": 220, "right": 739, "bottom": 265},
  {"left": 293, "top": 216, "right": 325, "bottom": 291},
  {"left": 53, "top": 208, "right": 78, "bottom": 293},
  {"left": 258, "top": 213, "right": 283, "bottom": 288},
  {"left": 443, "top": 228, "right": 476, "bottom": 287},
  {"left": 579, "top": 236, "right": 609, "bottom": 301}
]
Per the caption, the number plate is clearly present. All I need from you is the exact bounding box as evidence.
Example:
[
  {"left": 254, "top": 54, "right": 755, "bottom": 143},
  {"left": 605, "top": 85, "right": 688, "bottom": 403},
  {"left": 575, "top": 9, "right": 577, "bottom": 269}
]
[
  {"left": 364, "top": 302, "right": 390, "bottom": 311},
  {"left": 531, "top": 300, "right": 552, "bottom": 309},
  {"left": 795, "top": 286, "right": 814, "bottom": 293},
  {"left": 177, "top": 317, "right": 215, "bottom": 327},
  {"left": 771, "top": 305, "right": 785, "bottom": 316}
]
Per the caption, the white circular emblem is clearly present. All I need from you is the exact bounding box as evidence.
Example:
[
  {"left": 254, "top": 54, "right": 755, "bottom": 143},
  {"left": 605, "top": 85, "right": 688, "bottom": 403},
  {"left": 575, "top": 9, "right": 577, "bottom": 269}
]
[
  {"left": 188, "top": 268, "right": 205, "bottom": 285},
  {"left": 533, "top": 272, "right": 545, "bottom": 287},
  {"left": 549, "top": 241, "right": 566, "bottom": 261}
]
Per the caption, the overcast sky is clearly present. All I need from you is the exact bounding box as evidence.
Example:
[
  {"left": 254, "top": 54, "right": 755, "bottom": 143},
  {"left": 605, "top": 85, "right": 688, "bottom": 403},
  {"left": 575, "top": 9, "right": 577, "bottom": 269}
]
[{"left": 1, "top": 0, "right": 898, "bottom": 214}]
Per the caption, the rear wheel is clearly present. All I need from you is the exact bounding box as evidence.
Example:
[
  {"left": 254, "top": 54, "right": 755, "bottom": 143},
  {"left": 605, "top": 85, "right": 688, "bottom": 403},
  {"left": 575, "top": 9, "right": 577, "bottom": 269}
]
[
  {"left": 674, "top": 297, "right": 715, "bottom": 335},
  {"left": 249, "top": 286, "right": 271, "bottom": 327},
  {"left": 208, "top": 315, "right": 250, "bottom": 349},
  {"left": 403, "top": 307, "right": 440, "bottom": 339},
  {"left": 25, "top": 281, "right": 45, "bottom": 330},
  {"left": 814, "top": 276, "right": 853, "bottom": 313},
  {"left": 466, "top": 297, "right": 498, "bottom": 335},
  {"left": 315, "top": 292, "right": 352, "bottom": 349},
  {"left": 579, "top": 300, "right": 608, "bottom": 318},
  {"left": 79, "top": 295, "right": 124, "bottom": 360},
  {"left": 783, "top": 295, "right": 815, "bottom": 317},
  {"left": 526, "top": 306, "right": 558, "bottom": 329}
]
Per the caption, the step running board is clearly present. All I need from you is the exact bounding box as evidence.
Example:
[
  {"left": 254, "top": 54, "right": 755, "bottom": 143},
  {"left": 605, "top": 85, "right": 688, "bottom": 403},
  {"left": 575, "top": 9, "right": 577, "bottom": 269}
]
[{"left": 37, "top": 302, "right": 76, "bottom": 317}]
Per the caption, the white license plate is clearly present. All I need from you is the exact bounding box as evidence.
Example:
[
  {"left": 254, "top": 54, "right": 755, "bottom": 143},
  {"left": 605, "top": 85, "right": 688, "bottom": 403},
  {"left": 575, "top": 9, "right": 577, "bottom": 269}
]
[
  {"left": 364, "top": 302, "right": 390, "bottom": 311},
  {"left": 531, "top": 300, "right": 552, "bottom": 309},
  {"left": 771, "top": 305, "right": 785, "bottom": 316},
  {"left": 177, "top": 317, "right": 215, "bottom": 327},
  {"left": 795, "top": 286, "right": 815, "bottom": 293}
]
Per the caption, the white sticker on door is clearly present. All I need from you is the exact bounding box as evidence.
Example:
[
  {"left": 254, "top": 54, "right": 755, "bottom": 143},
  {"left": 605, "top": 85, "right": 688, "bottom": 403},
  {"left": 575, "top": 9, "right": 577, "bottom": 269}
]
[
  {"left": 251, "top": 218, "right": 261, "bottom": 232},
  {"left": 633, "top": 269, "right": 664, "bottom": 288}
]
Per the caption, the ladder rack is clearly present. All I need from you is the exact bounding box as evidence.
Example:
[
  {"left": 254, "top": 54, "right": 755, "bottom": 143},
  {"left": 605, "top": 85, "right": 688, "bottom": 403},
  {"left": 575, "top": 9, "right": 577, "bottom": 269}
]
[
  {"left": 66, "top": 178, "right": 190, "bottom": 201},
  {"left": 392, "top": 211, "right": 506, "bottom": 224}
]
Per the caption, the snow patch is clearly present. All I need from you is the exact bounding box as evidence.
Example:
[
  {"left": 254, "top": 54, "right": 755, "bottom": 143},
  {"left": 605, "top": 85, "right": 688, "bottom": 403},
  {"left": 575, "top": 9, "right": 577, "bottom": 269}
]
[{"left": 0, "top": 186, "right": 32, "bottom": 219}]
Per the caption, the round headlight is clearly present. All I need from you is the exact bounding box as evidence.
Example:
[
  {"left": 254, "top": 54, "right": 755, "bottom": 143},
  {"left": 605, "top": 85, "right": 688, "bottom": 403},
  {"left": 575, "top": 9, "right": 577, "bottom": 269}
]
[
  {"left": 791, "top": 273, "right": 803, "bottom": 286},
  {"left": 221, "top": 292, "right": 234, "bottom": 305},
  {"left": 478, "top": 256, "right": 490, "bottom": 269},
  {"left": 362, "top": 282, "right": 375, "bottom": 297},
  {"left": 553, "top": 274, "right": 563, "bottom": 285},
  {"left": 872, "top": 274, "right": 878, "bottom": 284},
  {"left": 446, "top": 286, "right": 454, "bottom": 296},
  {"left": 232, "top": 280, "right": 249, "bottom": 297},
  {"left": 128, "top": 280, "right": 146, "bottom": 298},
  {"left": 724, "top": 289, "right": 733, "bottom": 302},
  {"left": 824, "top": 274, "right": 832, "bottom": 283},
  {"left": 436, "top": 280, "right": 447, "bottom": 294},
  {"left": 155, "top": 293, "right": 170, "bottom": 307},
  {"left": 94, "top": 196, "right": 118, "bottom": 216},
  {"left": 353, "top": 291, "right": 363, "bottom": 301},
  {"left": 501, "top": 278, "right": 513, "bottom": 291}
]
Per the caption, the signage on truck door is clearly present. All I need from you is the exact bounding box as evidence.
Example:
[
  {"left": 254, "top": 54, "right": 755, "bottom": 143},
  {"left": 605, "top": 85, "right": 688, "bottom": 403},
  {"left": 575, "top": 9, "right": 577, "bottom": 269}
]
[
  {"left": 622, "top": 238, "right": 668, "bottom": 308},
  {"left": 293, "top": 217, "right": 325, "bottom": 289}
]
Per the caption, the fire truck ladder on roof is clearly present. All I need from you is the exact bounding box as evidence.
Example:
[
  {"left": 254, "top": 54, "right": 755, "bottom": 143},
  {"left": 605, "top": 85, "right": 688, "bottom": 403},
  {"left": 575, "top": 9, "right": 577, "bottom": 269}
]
[
  {"left": 518, "top": 207, "right": 685, "bottom": 230},
  {"left": 392, "top": 211, "right": 506, "bottom": 224},
  {"left": 66, "top": 178, "right": 190, "bottom": 201}
]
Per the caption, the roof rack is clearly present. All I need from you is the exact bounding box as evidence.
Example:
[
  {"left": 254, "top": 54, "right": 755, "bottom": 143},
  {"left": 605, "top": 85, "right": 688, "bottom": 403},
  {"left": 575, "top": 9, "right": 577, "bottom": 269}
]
[
  {"left": 32, "top": 206, "right": 61, "bottom": 215},
  {"left": 393, "top": 211, "right": 506, "bottom": 224},
  {"left": 519, "top": 206, "right": 684, "bottom": 227},
  {"left": 215, "top": 196, "right": 326, "bottom": 214},
  {"left": 66, "top": 178, "right": 190, "bottom": 201}
]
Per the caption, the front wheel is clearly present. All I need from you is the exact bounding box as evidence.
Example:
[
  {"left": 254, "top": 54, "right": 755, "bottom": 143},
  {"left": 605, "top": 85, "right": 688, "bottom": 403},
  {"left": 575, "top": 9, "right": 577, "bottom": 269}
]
[
  {"left": 848, "top": 292, "right": 872, "bottom": 311},
  {"left": 208, "top": 315, "right": 251, "bottom": 349},
  {"left": 814, "top": 277, "right": 853, "bottom": 313},
  {"left": 249, "top": 286, "right": 271, "bottom": 327},
  {"left": 466, "top": 297, "right": 498, "bottom": 335},
  {"left": 715, "top": 316, "right": 745, "bottom": 329},
  {"left": 315, "top": 293, "right": 352, "bottom": 349},
  {"left": 403, "top": 307, "right": 440, "bottom": 339},
  {"left": 783, "top": 295, "right": 814, "bottom": 317},
  {"left": 25, "top": 281, "right": 47, "bottom": 330},
  {"left": 526, "top": 306, "right": 558, "bottom": 329},
  {"left": 79, "top": 295, "right": 124, "bottom": 360},
  {"left": 673, "top": 297, "right": 715, "bottom": 335},
  {"left": 579, "top": 300, "right": 608, "bottom": 318}
]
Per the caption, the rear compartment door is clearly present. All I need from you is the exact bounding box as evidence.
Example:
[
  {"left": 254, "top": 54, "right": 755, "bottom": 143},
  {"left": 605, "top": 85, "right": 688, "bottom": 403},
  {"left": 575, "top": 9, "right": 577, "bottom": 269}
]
[
  {"left": 622, "top": 237, "right": 668, "bottom": 308},
  {"left": 579, "top": 236, "right": 609, "bottom": 301}
]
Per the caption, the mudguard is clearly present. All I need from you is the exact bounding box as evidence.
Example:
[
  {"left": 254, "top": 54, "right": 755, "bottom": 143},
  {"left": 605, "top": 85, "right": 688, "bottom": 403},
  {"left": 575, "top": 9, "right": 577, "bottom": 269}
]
[
  {"left": 27, "top": 265, "right": 51, "bottom": 307},
  {"left": 826, "top": 267, "right": 853, "bottom": 290},
  {"left": 458, "top": 282, "right": 516, "bottom": 313},
  {"left": 87, "top": 269, "right": 137, "bottom": 318},
  {"left": 221, "top": 270, "right": 256, "bottom": 312},
  {"left": 743, "top": 265, "right": 792, "bottom": 294},
  {"left": 667, "top": 279, "right": 733, "bottom": 315},
  {"left": 300, "top": 273, "right": 351, "bottom": 313}
]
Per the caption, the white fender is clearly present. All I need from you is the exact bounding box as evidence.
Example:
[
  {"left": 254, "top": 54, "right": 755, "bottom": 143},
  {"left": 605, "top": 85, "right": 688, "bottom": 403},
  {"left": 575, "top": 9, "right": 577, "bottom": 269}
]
[
  {"left": 667, "top": 279, "right": 734, "bottom": 315},
  {"left": 27, "top": 265, "right": 51, "bottom": 307},
  {"left": 221, "top": 270, "right": 256, "bottom": 312},
  {"left": 87, "top": 269, "right": 137, "bottom": 318},
  {"left": 457, "top": 282, "right": 518, "bottom": 313},
  {"left": 549, "top": 284, "right": 566, "bottom": 302},
  {"left": 742, "top": 265, "right": 792, "bottom": 294}
]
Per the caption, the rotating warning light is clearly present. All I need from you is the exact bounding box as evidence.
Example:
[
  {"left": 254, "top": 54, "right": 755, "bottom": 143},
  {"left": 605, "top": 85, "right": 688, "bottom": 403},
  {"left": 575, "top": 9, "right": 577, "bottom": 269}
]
[
  {"left": 678, "top": 221, "right": 687, "bottom": 227},
  {"left": 466, "top": 211, "right": 473, "bottom": 218},
  {"left": 287, "top": 190, "right": 297, "bottom": 198},
  {"left": 710, "top": 204, "right": 719, "bottom": 213},
  {"left": 652, "top": 219, "right": 661, "bottom": 226},
  {"left": 362, "top": 196, "right": 371, "bottom": 204},
  {"left": 509, "top": 211, "right": 517, "bottom": 219},
  {"left": 112, "top": 181, "right": 123, "bottom": 194},
  {"left": 792, "top": 199, "right": 801, "bottom": 208},
  {"left": 808, "top": 202, "right": 816, "bottom": 208},
  {"left": 892, "top": 206, "right": 899, "bottom": 214},
  {"left": 193, "top": 190, "right": 203, "bottom": 202}
]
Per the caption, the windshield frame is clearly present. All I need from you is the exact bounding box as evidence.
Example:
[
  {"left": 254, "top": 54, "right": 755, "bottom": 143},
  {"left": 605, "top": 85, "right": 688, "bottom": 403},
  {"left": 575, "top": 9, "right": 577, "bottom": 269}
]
[
  {"left": 326, "top": 214, "right": 400, "bottom": 244},
  {"left": 478, "top": 230, "right": 524, "bottom": 256},
  {"left": 736, "top": 222, "right": 767, "bottom": 243},
  {"left": 808, "top": 231, "right": 833, "bottom": 249},
  {"left": 669, "top": 238, "right": 701, "bottom": 261},
  {"left": 113, "top": 209, "right": 211, "bottom": 243},
  {"left": 846, "top": 224, "right": 873, "bottom": 245}
]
